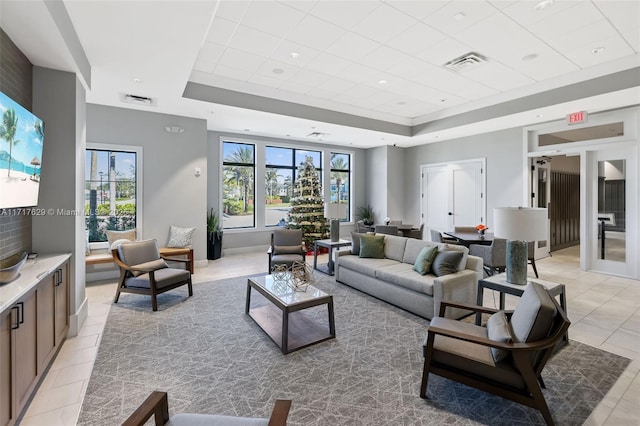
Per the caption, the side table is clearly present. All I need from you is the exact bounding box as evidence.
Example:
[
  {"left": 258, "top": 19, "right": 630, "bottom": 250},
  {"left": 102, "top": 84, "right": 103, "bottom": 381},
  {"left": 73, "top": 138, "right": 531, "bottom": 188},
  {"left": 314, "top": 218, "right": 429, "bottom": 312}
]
[
  {"left": 313, "top": 239, "right": 351, "bottom": 276},
  {"left": 476, "top": 272, "right": 568, "bottom": 343}
]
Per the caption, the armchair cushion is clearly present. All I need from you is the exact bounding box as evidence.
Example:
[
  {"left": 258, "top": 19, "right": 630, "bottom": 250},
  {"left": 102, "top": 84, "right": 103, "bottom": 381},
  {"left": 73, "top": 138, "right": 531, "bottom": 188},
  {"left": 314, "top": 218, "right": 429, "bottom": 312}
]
[
  {"left": 431, "top": 251, "right": 463, "bottom": 277},
  {"left": 510, "top": 282, "right": 557, "bottom": 343},
  {"left": 359, "top": 234, "right": 385, "bottom": 259},
  {"left": 167, "top": 414, "right": 268, "bottom": 426},
  {"left": 118, "top": 239, "right": 161, "bottom": 266},
  {"left": 486, "top": 311, "right": 513, "bottom": 362},
  {"left": 273, "top": 244, "right": 302, "bottom": 255},
  {"left": 130, "top": 259, "right": 169, "bottom": 277},
  {"left": 126, "top": 268, "right": 190, "bottom": 289},
  {"left": 413, "top": 246, "right": 438, "bottom": 275}
]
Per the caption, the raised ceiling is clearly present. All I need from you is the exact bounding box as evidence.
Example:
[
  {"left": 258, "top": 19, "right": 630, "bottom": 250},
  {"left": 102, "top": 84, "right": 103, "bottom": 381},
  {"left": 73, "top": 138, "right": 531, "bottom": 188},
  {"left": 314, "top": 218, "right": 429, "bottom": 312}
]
[{"left": 1, "top": 0, "right": 639, "bottom": 147}]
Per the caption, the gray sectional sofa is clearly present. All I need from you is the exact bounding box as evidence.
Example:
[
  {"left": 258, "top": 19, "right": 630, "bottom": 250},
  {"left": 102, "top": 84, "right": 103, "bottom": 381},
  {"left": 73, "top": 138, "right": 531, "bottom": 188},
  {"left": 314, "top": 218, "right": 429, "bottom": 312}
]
[{"left": 335, "top": 234, "right": 483, "bottom": 320}]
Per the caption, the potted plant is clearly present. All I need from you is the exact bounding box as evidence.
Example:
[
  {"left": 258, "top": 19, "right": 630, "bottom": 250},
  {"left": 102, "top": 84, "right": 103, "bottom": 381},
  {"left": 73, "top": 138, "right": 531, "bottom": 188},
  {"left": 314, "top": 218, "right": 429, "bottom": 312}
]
[
  {"left": 207, "top": 208, "right": 223, "bottom": 260},
  {"left": 357, "top": 205, "right": 375, "bottom": 226}
]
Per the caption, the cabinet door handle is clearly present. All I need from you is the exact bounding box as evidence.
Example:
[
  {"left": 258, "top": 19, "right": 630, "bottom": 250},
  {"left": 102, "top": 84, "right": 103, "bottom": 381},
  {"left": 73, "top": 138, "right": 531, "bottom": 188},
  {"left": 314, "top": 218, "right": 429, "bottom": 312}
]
[
  {"left": 55, "top": 269, "right": 61, "bottom": 286},
  {"left": 17, "top": 301, "right": 24, "bottom": 324},
  {"left": 11, "top": 306, "right": 19, "bottom": 330}
]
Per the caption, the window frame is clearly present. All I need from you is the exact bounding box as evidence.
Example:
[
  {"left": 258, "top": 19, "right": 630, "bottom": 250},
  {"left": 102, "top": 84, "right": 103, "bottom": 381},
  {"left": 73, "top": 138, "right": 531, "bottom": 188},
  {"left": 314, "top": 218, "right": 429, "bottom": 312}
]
[
  {"left": 86, "top": 142, "right": 143, "bottom": 250},
  {"left": 329, "top": 152, "right": 352, "bottom": 222},
  {"left": 222, "top": 141, "right": 256, "bottom": 230}
]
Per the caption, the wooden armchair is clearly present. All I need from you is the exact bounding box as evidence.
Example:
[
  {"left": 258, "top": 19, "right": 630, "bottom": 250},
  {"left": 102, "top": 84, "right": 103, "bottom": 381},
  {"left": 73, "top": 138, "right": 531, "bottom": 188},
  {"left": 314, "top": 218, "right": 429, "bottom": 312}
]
[
  {"left": 112, "top": 239, "right": 193, "bottom": 311},
  {"left": 267, "top": 229, "right": 306, "bottom": 272},
  {"left": 123, "top": 391, "right": 291, "bottom": 426},
  {"left": 420, "top": 282, "right": 570, "bottom": 425}
]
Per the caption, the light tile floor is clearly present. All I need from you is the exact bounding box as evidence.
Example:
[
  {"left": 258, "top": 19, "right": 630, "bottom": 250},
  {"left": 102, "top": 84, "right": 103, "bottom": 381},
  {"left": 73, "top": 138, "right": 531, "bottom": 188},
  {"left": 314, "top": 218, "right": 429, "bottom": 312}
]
[{"left": 20, "top": 246, "right": 640, "bottom": 425}]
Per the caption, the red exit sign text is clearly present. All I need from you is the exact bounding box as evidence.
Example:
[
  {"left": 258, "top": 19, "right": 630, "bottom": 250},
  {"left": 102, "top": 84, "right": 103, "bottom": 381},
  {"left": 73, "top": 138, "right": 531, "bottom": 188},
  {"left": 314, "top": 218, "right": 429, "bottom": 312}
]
[{"left": 566, "top": 111, "right": 588, "bottom": 125}]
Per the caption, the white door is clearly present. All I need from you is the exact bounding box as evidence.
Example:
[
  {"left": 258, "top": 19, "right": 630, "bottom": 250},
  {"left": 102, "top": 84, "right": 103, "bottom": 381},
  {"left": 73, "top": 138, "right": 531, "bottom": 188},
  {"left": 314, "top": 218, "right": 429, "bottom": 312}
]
[
  {"left": 530, "top": 157, "right": 551, "bottom": 259},
  {"left": 422, "top": 160, "right": 485, "bottom": 236},
  {"left": 587, "top": 146, "right": 638, "bottom": 278}
]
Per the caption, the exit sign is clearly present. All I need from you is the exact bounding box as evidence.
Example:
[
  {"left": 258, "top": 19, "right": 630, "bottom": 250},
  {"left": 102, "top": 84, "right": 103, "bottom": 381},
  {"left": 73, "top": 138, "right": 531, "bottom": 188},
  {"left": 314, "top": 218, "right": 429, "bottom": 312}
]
[{"left": 567, "top": 111, "right": 587, "bottom": 125}]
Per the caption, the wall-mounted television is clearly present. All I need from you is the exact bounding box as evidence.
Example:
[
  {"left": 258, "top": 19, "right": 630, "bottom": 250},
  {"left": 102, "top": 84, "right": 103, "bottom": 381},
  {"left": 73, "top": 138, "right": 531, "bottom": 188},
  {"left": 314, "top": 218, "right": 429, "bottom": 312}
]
[{"left": 0, "top": 91, "right": 45, "bottom": 208}]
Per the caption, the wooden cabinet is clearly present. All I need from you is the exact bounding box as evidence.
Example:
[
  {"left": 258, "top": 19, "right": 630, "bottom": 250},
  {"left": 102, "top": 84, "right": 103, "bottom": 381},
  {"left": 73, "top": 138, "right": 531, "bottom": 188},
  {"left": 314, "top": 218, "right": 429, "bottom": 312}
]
[{"left": 0, "top": 258, "right": 69, "bottom": 426}]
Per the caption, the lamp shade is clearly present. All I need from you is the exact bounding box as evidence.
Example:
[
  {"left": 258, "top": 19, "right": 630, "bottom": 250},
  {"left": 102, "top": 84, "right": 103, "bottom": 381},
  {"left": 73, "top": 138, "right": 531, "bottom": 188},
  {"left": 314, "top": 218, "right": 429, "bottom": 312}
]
[
  {"left": 324, "top": 202, "right": 347, "bottom": 219},
  {"left": 493, "top": 207, "right": 547, "bottom": 242}
]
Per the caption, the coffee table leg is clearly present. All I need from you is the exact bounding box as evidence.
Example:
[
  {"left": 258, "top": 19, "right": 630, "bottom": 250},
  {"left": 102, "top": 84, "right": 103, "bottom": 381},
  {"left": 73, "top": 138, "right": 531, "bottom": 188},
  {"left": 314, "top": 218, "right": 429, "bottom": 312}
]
[
  {"left": 328, "top": 297, "right": 335, "bottom": 337},
  {"left": 282, "top": 308, "right": 289, "bottom": 355},
  {"left": 245, "top": 281, "right": 252, "bottom": 314},
  {"left": 476, "top": 285, "right": 484, "bottom": 325}
]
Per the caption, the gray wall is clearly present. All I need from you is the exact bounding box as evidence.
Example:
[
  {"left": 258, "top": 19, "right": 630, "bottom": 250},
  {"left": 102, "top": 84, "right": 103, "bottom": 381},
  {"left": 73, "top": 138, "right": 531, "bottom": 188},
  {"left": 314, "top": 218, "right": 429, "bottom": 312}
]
[
  {"left": 404, "top": 127, "right": 524, "bottom": 229},
  {"left": 207, "top": 131, "right": 367, "bottom": 250},
  {"left": 366, "top": 146, "right": 387, "bottom": 224},
  {"left": 32, "top": 66, "right": 86, "bottom": 333},
  {"left": 87, "top": 104, "right": 208, "bottom": 260}
]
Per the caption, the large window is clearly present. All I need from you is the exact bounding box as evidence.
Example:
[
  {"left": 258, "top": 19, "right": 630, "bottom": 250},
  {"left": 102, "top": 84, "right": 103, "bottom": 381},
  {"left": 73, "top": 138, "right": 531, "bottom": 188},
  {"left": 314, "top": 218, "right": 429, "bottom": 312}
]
[
  {"left": 330, "top": 152, "right": 351, "bottom": 221},
  {"left": 222, "top": 142, "right": 255, "bottom": 229},
  {"left": 85, "top": 147, "right": 138, "bottom": 243},
  {"left": 264, "top": 146, "right": 321, "bottom": 227}
]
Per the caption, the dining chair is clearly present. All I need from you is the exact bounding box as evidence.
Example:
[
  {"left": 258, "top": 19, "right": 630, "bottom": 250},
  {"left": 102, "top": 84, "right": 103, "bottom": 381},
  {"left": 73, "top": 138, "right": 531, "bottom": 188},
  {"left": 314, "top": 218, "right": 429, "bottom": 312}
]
[{"left": 375, "top": 225, "right": 401, "bottom": 236}]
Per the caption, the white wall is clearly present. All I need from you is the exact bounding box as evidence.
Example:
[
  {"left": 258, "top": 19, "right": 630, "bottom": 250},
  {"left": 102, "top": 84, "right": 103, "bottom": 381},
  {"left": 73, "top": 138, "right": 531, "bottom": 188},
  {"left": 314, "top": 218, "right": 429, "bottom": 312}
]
[
  {"left": 366, "top": 146, "right": 387, "bottom": 224},
  {"left": 87, "top": 104, "right": 208, "bottom": 261}
]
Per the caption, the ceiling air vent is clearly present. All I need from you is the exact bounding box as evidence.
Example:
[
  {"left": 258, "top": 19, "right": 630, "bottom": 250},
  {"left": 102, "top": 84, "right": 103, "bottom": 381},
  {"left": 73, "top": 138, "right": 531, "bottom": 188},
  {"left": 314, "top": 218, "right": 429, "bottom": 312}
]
[
  {"left": 307, "top": 131, "right": 330, "bottom": 138},
  {"left": 121, "top": 93, "right": 156, "bottom": 106},
  {"left": 444, "top": 52, "right": 487, "bottom": 72}
]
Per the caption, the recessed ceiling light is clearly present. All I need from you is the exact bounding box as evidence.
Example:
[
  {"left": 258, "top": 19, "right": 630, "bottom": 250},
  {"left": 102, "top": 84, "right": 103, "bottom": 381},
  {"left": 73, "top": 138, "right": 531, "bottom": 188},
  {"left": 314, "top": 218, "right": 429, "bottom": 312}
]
[
  {"left": 272, "top": 68, "right": 284, "bottom": 75},
  {"left": 378, "top": 79, "right": 388, "bottom": 85},
  {"left": 440, "top": 99, "right": 447, "bottom": 103},
  {"left": 453, "top": 12, "right": 466, "bottom": 20},
  {"left": 289, "top": 52, "right": 300, "bottom": 59},
  {"left": 133, "top": 78, "right": 143, "bottom": 84},
  {"left": 397, "top": 101, "right": 406, "bottom": 105},
  {"left": 537, "top": 114, "right": 544, "bottom": 118},
  {"left": 522, "top": 53, "right": 539, "bottom": 61},
  {"left": 592, "top": 47, "right": 605, "bottom": 54},
  {"left": 535, "top": 0, "right": 554, "bottom": 11}
]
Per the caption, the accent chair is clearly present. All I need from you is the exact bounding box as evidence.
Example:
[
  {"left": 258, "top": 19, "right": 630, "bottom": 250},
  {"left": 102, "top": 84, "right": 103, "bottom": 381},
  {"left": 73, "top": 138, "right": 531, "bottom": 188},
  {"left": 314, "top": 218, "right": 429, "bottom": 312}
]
[
  {"left": 267, "top": 228, "right": 306, "bottom": 272},
  {"left": 469, "top": 238, "right": 507, "bottom": 276}
]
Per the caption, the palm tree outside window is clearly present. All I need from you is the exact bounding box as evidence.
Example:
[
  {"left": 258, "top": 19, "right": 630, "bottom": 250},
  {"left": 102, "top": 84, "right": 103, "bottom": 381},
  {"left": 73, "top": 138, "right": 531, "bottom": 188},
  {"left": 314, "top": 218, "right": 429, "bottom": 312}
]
[{"left": 330, "top": 153, "right": 351, "bottom": 221}]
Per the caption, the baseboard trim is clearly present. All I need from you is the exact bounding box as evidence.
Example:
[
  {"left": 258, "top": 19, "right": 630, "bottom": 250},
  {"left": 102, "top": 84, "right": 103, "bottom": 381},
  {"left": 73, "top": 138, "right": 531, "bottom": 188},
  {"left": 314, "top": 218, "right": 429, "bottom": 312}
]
[{"left": 68, "top": 296, "right": 88, "bottom": 337}]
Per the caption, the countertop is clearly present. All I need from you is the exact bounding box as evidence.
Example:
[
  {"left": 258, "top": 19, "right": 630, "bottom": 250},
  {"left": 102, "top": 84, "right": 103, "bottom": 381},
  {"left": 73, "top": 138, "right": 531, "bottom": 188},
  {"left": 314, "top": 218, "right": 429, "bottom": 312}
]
[{"left": 0, "top": 253, "right": 71, "bottom": 312}]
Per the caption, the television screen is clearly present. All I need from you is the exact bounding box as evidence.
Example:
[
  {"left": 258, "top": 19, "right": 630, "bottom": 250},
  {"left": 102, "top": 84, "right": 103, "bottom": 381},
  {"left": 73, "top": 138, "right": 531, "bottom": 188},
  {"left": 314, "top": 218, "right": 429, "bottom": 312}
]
[{"left": 0, "top": 91, "right": 44, "bottom": 208}]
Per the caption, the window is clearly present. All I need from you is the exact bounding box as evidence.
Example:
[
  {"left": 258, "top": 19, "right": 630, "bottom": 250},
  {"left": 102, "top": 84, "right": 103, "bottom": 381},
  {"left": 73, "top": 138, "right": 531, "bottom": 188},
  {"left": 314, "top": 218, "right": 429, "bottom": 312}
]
[
  {"left": 222, "top": 142, "right": 255, "bottom": 229},
  {"left": 264, "top": 146, "right": 322, "bottom": 227},
  {"left": 330, "top": 152, "right": 351, "bottom": 221},
  {"left": 85, "top": 147, "right": 139, "bottom": 243}
]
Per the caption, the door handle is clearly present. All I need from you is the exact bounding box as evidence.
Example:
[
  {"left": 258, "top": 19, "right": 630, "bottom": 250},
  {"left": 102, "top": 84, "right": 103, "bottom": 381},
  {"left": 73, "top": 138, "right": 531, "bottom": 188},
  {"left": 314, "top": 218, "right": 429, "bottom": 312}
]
[
  {"left": 17, "top": 301, "right": 24, "bottom": 324},
  {"left": 448, "top": 212, "right": 453, "bottom": 216}
]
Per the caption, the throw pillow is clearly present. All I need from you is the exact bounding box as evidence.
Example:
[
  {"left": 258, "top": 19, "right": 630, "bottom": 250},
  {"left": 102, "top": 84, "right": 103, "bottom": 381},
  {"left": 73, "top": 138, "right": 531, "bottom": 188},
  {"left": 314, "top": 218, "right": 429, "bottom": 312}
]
[
  {"left": 131, "top": 258, "right": 169, "bottom": 277},
  {"left": 359, "top": 234, "right": 385, "bottom": 259},
  {"left": 486, "top": 311, "right": 514, "bottom": 362},
  {"left": 431, "top": 251, "right": 463, "bottom": 276},
  {"left": 413, "top": 246, "right": 438, "bottom": 275},
  {"left": 273, "top": 245, "right": 302, "bottom": 255},
  {"left": 106, "top": 229, "right": 136, "bottom": 247},
  {"left": 167, "top": 226, "right": 195, "bottom": 248},
  {"left": 443, "top": 243, "right": 469, "bottom": 271},
  {"left": 350, "top": 231, "right": 363, "bottom": 255}
]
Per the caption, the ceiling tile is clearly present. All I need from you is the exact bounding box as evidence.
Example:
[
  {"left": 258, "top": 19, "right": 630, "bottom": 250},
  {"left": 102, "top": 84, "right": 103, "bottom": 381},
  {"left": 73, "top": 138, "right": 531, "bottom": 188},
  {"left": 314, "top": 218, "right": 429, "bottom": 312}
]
[
  {"left": 340, "top": 63, "right": 386, "bottom": 85},
  {"left": 193, "top": 42, "right": 225, "bottom": 73},
  {"left": 309, "top": 0, "right": 379, "bottom": 30},
  {"left": 270, "top": 40, "right": 321, "bottom": 67},
  {"left": 359, "top": 46, "right": 413, "bottom": 71},
  {"left": 363, "top": 90, "right": 405, "bottom": 107},
  {"left": 306, "top": 87, "right": 340, "bottom": 99},
  {"left": 548, "top": 19, "right": 618, "bottom": 53},
  {"left": 206, "top": 17, "right": 237, "bottom": 46},
  {"left": 385, "top": 22, "right": 447, "bottom": 55},
  {"left": 248, "top": 73, "right": 282, "bottom": 88},
  {"left": 325, "top": 32, "right": 380, "bottom": 61},
  {"left": 563, "top": 35, "right": 636, "bottom": 68},
  {"left": 421, "top": 0, "right": 497, "bottom": 36},
  {"left": 595, "top": 0, "right": 640, "bottom": 32},
  {"left": 213, "top": 63, "right": 253, "bottom": 81},
  {"left": 218, "top": 48, "right": 265, "bottom": 73},
  {"left": 287, "top": 68, "right": 330, "bottom": 86},
  {"left": 353, "top": 3, "right": 418, "bottom": 43},
  {"left": 343, "top": 84, "right": 380, "bottom": 99},
  {"left": 304, "top": 53, "right": 353, "bottom": 75},
  {"left": 529, "top": 1, "right": 604, "bottom": 41},
  {"left": 256, "top": 59, "right": 301, "bottom": 81},
  {"left": 228, "top": 25, "right": 282, "bottom": 57},
  {"left": 621, "top": 28, "right": 640, "bottom": 51},
  {"left": 317, "top": 77, "right": 356, "bottom": 93},
  {"left": 463, "top": 61, "right": 535, "bottom": 92},
  {"left": 278, "top": 0, "right": 318, "bottom": 14},
  {"left": 286, "top": 15, "right": 346, "bottom": 50},
  {"left": 384, "top": 0, "right": 449, "bottom": 20},
  {"left": 501, "top": 0, "right": 581, "bottom": 27},
  {"left": 487, "top": 1, "right": 518, "bottom": 11},
  {"left": 415, "top": 37, "right": 474, "bottom": 67},
  {"left": 279, "top": 81, "right": 313, "bottom": 95},
  {"left": 494, "top": 40, "right": 580, "bottom": 81},
  {"left": 240, "top": 0, "right": 306, "bottom": 38},
  {"left": 215, "top": 0, "right": 251, "bottom": 23}
]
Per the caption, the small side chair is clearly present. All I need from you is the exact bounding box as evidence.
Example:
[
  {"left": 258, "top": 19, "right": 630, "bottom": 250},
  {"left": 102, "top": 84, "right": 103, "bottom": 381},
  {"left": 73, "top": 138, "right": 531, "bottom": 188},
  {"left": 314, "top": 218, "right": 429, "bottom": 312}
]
[
  {"left": 267, "top": 228, "right": 306, "bottom": 272},
  {"left": 469, "top": 238, "right": 507, "bottom": 276}
]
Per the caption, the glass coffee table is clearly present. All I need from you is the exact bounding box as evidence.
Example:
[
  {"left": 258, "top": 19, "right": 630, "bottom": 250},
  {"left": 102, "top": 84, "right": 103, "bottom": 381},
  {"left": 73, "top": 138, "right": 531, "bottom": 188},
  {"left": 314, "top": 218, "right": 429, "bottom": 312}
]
[{"left": 245, "top": 274, "right": 335, "bottom": 354}]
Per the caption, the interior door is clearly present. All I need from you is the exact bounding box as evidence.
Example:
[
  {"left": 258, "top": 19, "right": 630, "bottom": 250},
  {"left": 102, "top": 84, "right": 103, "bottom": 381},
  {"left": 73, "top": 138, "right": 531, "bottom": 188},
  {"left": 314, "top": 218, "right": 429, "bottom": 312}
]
[
  {"left": 422, "top": 160, "right": 484, "bottom": 236},
  {"left": 530, "top": 157, "right": 551, "bottom": 259},
  {"left": 587, "top": 146, "right": 637, "bottom": 278}
]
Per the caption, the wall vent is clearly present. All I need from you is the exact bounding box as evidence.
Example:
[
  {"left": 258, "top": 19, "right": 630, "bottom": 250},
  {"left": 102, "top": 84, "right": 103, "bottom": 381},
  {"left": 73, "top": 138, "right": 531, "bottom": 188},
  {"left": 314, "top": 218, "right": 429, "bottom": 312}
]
[
  {"left": 121, "top": 93, "right": 156, "bottom": 106},
  {"left": 444, "top": 52, "right": 487, "bottom": 72}
]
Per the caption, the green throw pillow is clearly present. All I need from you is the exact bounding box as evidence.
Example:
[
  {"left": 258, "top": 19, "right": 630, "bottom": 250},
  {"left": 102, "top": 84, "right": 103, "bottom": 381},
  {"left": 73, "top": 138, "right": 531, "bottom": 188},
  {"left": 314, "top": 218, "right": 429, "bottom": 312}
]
[
  {"left": 431, "top": 251, "right": 464, "bottom": 277},
  {"left": 413, "top": 246, "right": 438, "bottom": 275},
  {"left": 359, "top": 234, "right": 385, "bottom": 258}
]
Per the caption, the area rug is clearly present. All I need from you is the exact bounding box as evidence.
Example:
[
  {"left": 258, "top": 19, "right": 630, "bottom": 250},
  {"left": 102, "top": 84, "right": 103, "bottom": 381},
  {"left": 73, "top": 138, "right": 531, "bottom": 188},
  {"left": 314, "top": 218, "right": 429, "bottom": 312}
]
[{"left": 78, "top": 274, "right": 630, "bottom": 425}]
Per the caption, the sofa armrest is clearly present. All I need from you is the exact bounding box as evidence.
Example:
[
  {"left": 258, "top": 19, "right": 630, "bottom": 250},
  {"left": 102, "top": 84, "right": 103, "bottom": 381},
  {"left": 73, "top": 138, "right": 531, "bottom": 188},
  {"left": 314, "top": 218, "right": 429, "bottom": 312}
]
[
  {"left": 464, "top": 254, "right": 483, "bottom": 281},
  {"left": 432, "top": 269, "right": 478, "bottom": 319}
]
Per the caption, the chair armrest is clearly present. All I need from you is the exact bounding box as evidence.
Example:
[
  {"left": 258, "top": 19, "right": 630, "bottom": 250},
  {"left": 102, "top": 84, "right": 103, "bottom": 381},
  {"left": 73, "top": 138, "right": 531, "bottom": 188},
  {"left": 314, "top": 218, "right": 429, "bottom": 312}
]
[
  {"left": 438, "top": 300, "right": 500, "bottom": 317},
  {"left": 268, "top": 399, "right": 292, "bottom": 426},
  {"left": 122, "top": 391, "right": 169, "bottom": 426},
  {"left": 160, "top": 255, "right": 191, "bottom": 264},
  {"left": 267, "top": 246, "right": 273, "bottom": 254}
]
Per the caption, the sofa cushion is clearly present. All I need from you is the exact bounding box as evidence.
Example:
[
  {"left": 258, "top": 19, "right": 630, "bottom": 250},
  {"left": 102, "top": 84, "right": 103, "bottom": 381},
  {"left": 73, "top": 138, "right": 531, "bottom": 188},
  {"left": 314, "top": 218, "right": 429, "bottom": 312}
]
[
  {"left": 443, "top": 244, "right": 469, "bottom": 272},
  {"left": 431, "top": 251, "right": 464, "bottom": 276},
  {"left": 359, "top": 234, "right": 385, "bottom": 258},
  {"left": 338, "top": 255, "right": 399, "bottom": 278},
  {"left": 383, "top": 235, "right": 408, "bottom": 262},
  {"left": 510, "top": 282, "right": 557, "bottom": 343},
  {"left": 486, "top": 311, "right": 513, "bottom": 362},
  {"left": 402, "top": 239, "right": 440, "bottom": 265},
  {"left": 375, "top": 263, "right": 435, "bottom": 295},
  {"left": 413, "top": 246, "right": 438, "bottom": 275}
]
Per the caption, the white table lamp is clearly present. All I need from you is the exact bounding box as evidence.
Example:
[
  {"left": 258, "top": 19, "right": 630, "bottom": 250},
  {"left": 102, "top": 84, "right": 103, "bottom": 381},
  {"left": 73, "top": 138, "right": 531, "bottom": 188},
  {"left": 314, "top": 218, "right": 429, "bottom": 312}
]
[
  {"left": 493, "top": 207, "right": 547, "bottom": 285},
  {"left": 324, "top": 203, "right": 347, "bottom": 242}
]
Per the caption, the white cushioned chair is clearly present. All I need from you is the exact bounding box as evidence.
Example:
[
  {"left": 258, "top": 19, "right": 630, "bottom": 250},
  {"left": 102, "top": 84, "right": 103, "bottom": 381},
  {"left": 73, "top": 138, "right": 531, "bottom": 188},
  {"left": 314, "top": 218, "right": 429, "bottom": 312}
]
[
  {"left": 420, "top": 282, "right": 570, "bottom": 425},
  {"left": 112, "top": 239, "right": 193, "bottom": 311},
  {"left": 123, "top": 391, "right": 291, "bottom": 426}
]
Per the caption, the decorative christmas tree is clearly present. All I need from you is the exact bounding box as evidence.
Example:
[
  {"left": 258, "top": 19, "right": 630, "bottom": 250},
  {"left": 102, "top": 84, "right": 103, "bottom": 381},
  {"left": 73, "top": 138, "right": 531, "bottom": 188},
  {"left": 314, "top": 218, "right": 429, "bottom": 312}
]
[{"left": 287, "top": 156, "right": 329, "bottom": 249}]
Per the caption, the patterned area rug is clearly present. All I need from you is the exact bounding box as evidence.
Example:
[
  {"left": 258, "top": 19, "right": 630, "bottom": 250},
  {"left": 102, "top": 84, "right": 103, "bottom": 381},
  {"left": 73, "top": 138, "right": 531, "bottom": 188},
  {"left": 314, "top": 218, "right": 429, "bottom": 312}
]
[{"left": 78, "top": 274, "right": 630, "bottom": 425}]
